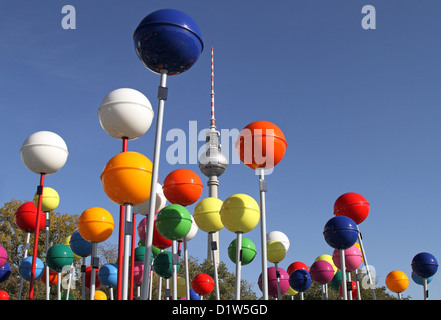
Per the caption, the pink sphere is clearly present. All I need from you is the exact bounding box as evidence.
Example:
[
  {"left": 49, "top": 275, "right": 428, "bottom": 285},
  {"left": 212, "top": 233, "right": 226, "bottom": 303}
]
[
  {"left": 332, "top": 245, "right": 363, "bottom": 271},
  {"left": 0, "top": 245, "right": 7, "bottom": 269},
  {"left": 258, "top": 266, "right": 289, "bottom": 298},
  {"left": 133, "top": 261, "right": 144, "bottom": 286},
  {"left": 310, "top": 260, "right": 334, "bottom": 284}
]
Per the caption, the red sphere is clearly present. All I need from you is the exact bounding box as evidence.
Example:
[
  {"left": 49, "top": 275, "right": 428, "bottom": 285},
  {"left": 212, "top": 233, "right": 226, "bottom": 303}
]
[
  {"left": 15, "top": 202, "right": 45, "bottom": 233},
  {"left": 163, "top": 169, "right": 203, "bottom": 206},
  {"left": 339, "top": 280, "right": 357, "bottom": 299},
  {"left": 235, "top": 120, "right": 287, "bottom": 170},
  {"left": 191, "top": 273, "right": 214, "bottom": 296},
  {"left": 334, "top": 192, "right": 369, "bottom": 224},
  {"left": 85, "top": 266, "right": 101, "bottom": 289},
  {"left": 41, "top": 268, "right": 58, "bottom": 286},
  {"left": 0, "top": 290, "right": 9, "bottom": 300},
  {"left": 287, "top": 261, "right": 309, "bottom": 275}
]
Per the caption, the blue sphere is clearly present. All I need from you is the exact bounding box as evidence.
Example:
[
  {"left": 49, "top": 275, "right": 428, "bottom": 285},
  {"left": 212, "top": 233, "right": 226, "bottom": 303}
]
[
  {"left": 189, "top": 288, "right": 201, "bottom": 300},
  {"left": 70, "top": 230, "right": 93, "bottom": 257},
  {"left": 0, "top": 262, "right": 11, "bottom": 283},
  {"left": 411, "top": 271, "right": 433, "bottom": 285},
  {"left": 289, "top": 269, "right": 312, "bottom": 292},
  {"left": 19, "top": 257, "right": 44, "bottom": 281},
  {"left": 98, "top": 263, "right": 118, "bottom": 287},
  {"left": 134, "top": 9, "right": 204, "bottom": 75},
  {"left": 412, "top": 252, "right": 438, "bottom": 279},
  {"left": 323, "top": 216, "right": 359, "bottom": 249}
]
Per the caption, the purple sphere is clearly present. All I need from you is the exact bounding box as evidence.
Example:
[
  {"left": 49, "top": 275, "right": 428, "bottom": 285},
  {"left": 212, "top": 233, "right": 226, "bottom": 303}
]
[{"left": 310, "top": 260, "right": 334, "bottom": 284}]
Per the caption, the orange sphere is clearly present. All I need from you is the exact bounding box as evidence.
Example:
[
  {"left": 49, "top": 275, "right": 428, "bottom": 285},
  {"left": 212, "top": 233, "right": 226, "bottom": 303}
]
[
  {"left": 101, "top": 151, "right": 153, "bottom": 206},
  {"left": 78, "top": 207, "right": 115, "bottom": 243},
  {"left": 163, "top": 169, "right": 203, "bottom": 206},
  {"left": 235, "top": 120, "right": 287, "bottom": 170},
  {"left": 386, "top": 270, "right": 409, "bottom": 293},
  {"left": 41, "top": 268, "right": 58, "bottom": 286}
]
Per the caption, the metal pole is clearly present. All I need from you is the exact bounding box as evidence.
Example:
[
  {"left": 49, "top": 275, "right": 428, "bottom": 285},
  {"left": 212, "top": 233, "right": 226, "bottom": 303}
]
[
  {"left": 17, "top": 232, "right": 30, "bottom": 300},
  {"left": 258, "top": 168, "right": 268, "bottom": 300},
  {"left": 117, "top": 137, "right": 128, "bottom": 300},
  {"left": 90, "top": 242, "right": 98, "bottom": 300},
  {"left": 129, "top": 212, "right": 136, "bottom": 300},
  {"left": 81, "top": 257, "right": 86, "bottom": 300},
  {"left": 211, "top": 232, "right": 220, "bottom": 300},
  {"left": 122, "top": 203, "right": 133, "bottom": 300},
  {"left": 184, "top": 238, "right": 190, "bottom": 300},
  {"left": 275, "top": 262, "right": 281, "bottom": 300},
  {"left": 340, "top": 248, "right": 347, "bottom": 300},
  {"left": 141, "top": 69, "right": 168, "bottom": 300},
  {"left": 357, "top": 228, "right": 376, "bottom": 299},
  {"left": 57, "top": 272, "right": 61, "bottom": 300},
  {"left": 423, "top": 278, "right": 428, "bottom": 300},
  {"left": 172, "top": 240, "right": 178, "bottom": 300},
  {"left": 45, "top": 211, "right": 50, "bottom": 300},
  {"left": 29, "top": 173, "right": 45, "bottom": 299},
  {"left": 235, "top": 232, "right": 242, "bottom": 300}
]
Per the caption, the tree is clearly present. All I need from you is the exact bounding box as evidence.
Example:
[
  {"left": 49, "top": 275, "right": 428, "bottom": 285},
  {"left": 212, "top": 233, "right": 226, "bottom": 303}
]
[{"left": 0, "top": 199, "right": 79, "bottom": 300}]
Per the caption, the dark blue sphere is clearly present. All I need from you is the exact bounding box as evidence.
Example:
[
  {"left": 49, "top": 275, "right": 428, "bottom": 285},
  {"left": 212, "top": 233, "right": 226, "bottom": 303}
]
[
  {"left": 98, "top": 263, "right": 118, "bottom": 287},
  {"left": 289, "top": 269, "right": 312, "bottom": 293},
  {"left": 411, "top": 252, "right": 438, "bottom": 279},
  {"left": 323, "top": 216, "right": 359, "bottom": 249},
  {"left": 133, "top": 9, "right": 204, "bottom": 75},
  {"left": 70, "top": 230, "right": 93, "bottom": 258},
  {"left": 0, "top": 262, "right": 11, "bottom": 283}
]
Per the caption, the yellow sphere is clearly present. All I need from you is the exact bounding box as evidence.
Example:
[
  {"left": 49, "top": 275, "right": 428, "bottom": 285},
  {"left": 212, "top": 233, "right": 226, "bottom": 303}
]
[
  {"left": 220, "top": 194, "right": 260, "bottom": 233},
  {"left": 94, "top": 290, "right": 107, "bottom": 300},
  {"left": 193, "top": 197, "right": 224, "bottom": 233},
  {"left": 100, "top": 151, "right": 153, "bottom": 206},
  {"left": 33, "top": 187, "right": 60, "bottom": 212},
  {"left": 267, "top": 241, "right": 286, "bottom": 263},
  {"left": 285, "top": 286, "right": 298, "bottom": 296},
  {"left": 386, "top": 270, "right": 409, "bottom": 293},
  {"left": 63, "top": 235, "right": 82, "bottom": 261},
  {"left": 315, "top": 254, "right": 337, "bottom": 275},
  {"left": 177, "top": 277, "right": 186, "bottom": 298},
  {"left": 78, "top": 207, "right": 115, "bottom": 243}
]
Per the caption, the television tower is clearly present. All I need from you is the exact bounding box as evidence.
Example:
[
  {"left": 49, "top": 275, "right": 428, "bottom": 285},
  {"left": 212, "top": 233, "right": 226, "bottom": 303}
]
[{"left": 199, "top": 47, "right": 227, "bottom": 263}]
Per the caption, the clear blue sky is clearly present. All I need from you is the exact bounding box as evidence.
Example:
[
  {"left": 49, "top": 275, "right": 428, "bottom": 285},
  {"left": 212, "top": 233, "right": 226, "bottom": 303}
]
[{"left": 1, "top": 0, "right": 441, "bottom": 300}]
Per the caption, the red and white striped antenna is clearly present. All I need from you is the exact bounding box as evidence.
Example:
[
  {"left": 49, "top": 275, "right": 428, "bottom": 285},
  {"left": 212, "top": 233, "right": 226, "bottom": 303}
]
[{"left": 210, "top": 46, "right": 216, "bottom": 129}]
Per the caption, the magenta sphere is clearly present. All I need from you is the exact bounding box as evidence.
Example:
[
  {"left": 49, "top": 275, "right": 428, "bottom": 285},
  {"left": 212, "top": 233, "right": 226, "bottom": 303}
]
[
  {"left": 133, "top": 261, "right": 144, "bottom": 286},
  {"left": 0, "top": 245, "right": 7, "bottom": 269},
  {"left": 332, "top": 245, "right": 363, "bottom": 271},
  {"left": 310, "top": 260, "right": 334, "bottom": 284},
  {"left": 137, "top": 217, "right": 147, "bottom": 242},
  {"left": 258, "top": 266, "right": 289, "bottom": 298}
]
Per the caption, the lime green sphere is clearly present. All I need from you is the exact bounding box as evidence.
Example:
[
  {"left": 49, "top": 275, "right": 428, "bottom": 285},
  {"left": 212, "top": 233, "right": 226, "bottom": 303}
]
[
  {"left": 227, "top": 237, "right": 257, "bottom": 265},
  {"left": 156, "top": 204, "right": 192, "bottom": 240}
]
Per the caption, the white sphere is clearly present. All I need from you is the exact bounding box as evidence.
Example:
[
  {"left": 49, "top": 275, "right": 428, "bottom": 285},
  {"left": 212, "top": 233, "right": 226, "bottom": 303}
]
[
  {"left": 267, "top": 231, "right": 290, "bottom": 252},
  {"left": 98, "top": 88, "right": 154, "bottom": 140},
  {"left": 181, "top": 215, "right": 198, "bottom": 242},
  {"left": 134, "top": 183, "right": 166, "bottom": 215},
  {"left": 20, "top": 131, "right": 68, "bottom": 175}
]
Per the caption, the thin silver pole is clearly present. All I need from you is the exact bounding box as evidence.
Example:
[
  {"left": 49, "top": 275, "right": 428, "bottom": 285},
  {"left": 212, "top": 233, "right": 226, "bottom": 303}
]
[
  {"left": 211, "top": 232, "right": 220, "bottom": 300},
  {"left": 172, "top": 240, "right": 178, "bottom": 300},
  {"left": 258, "top": 168, "right": 268, "bottom": 300},
  {"left": 357, "top": 227, "right": 376, "bottom": 299},
  {"left": 45, "top": 211, "right": 50, "bottom": 300},
  {"left": 17, "top": 232, "right": 31, "bottom": 300},
  {"left": 184, "top": 238, "right": 190, "bottom": 300},
  {"left": 122, "top": 203, "right": 133, "bottom": 300},
  {"left": 141, "top": 70, "right": 168, "bottom": 300},
  {"left": 423, "top": 278, "right": 428, "bottom": 300},
  {"left": 90, "top": 242, "right": 98, "bottom": 300},
  {"left": 235, "top": 232, "right": 242, "bottom": 300},
  {"left": 275, "top": 262, "right": 281, "bottom": 300},
  {"left": 340, "top": 249, "right": 347, "bottom": 300}
]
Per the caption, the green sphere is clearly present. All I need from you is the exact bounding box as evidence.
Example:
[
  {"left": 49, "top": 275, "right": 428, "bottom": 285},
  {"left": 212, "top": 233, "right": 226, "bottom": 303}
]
[
  {"left": 228, "top": 237, "right": 257, "bottom": 265},
  {"left": 134, "top": 246, "right": 146, "bottom": 262},
  {"left": 46, "top": 244, "right": 74, "bottom": 272},
  {"left": 153, "top": 251, "right": 180, "bottom": 279},
  {"left": 330, "top": 270, "right": 343, "bottom": 291},
  {"left": 156, "top": 204, "right": 192, "bottom": 240}
]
